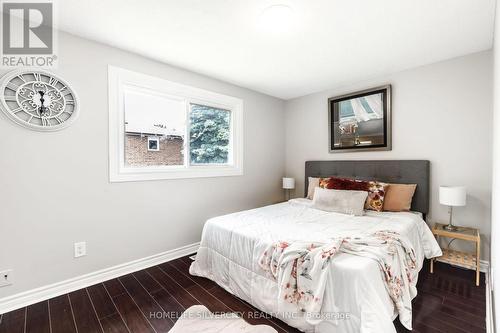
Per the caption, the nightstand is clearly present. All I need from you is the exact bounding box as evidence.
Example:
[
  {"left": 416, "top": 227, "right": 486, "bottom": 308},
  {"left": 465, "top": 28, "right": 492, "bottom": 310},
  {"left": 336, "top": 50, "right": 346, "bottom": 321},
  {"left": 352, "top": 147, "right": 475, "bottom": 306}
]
[{"left": 430, "top": 223, "right": 481, "bottom": 286}]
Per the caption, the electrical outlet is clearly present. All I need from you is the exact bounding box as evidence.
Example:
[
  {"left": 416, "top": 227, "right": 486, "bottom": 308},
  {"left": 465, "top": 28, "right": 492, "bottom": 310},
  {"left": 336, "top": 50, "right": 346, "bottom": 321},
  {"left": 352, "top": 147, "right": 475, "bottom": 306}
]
[
  {"left": 74, "top": 242, "right": 87, "bottom": 258},
  {"left": 0, "top": 269, "right": 12, "bottom": 287}
]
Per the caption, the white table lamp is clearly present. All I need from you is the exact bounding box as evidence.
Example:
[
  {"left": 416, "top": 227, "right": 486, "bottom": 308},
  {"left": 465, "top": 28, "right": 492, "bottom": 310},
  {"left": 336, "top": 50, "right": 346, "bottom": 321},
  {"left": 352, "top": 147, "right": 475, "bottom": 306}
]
[
  {"left": 282, "top": 177, "right": 295, "bottom": 201},
  {"left": 439, "top": 186, "right": 466, "bottom": 231}
]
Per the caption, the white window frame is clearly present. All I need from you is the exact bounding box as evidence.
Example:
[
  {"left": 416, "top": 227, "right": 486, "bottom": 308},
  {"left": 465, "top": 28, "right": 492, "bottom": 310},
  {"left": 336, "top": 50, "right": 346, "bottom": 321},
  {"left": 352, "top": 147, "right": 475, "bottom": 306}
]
[{"left": 108, "top": 66, "right": 244, "bottom": 182}]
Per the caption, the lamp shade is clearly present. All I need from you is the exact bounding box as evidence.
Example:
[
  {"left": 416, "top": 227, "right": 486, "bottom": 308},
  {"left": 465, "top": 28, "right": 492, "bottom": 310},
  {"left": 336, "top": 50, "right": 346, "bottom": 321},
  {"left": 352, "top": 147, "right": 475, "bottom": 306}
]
[
  {"left": 439, "top": 186, "right": 466, "bottom": 206},
  {"left": 282, "top": 177, "right": 295, "bottom": 189}
]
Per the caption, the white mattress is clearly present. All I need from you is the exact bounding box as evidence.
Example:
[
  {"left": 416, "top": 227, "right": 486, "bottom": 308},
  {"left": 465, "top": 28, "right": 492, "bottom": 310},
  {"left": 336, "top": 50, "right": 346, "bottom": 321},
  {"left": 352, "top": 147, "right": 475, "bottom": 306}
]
[{"left": 190, "top": 198, "right": 441, "bottom": 333}]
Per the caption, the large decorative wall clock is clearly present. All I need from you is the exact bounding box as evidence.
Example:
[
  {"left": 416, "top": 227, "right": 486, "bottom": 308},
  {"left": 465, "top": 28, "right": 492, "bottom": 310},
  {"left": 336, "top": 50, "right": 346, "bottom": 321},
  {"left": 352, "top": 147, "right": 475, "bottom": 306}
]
[{"left": 0, "top": 69, "right": 79, "bottom": 131}]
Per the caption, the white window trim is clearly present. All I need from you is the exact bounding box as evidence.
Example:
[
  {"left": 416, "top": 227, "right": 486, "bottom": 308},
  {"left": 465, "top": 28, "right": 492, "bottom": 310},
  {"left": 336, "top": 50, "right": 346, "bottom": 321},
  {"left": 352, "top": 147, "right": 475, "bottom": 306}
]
[{"left": 108, "top": 66, "right": 244, "bottom": 182}]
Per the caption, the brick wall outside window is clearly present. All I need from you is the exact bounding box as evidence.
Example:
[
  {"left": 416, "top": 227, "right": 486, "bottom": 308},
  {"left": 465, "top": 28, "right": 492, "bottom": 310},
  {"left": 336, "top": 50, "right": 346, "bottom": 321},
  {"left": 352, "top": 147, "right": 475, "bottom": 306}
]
[{"left": 125, "top": 134, "right": 184, "bottom": 166}]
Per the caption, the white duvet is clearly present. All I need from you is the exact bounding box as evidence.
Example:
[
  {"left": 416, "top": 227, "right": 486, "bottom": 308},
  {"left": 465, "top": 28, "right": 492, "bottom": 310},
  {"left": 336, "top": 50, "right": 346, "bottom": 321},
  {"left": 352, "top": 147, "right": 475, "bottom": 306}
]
[{"left": 189, "top": 199, "right": 442, "bottom": 333}]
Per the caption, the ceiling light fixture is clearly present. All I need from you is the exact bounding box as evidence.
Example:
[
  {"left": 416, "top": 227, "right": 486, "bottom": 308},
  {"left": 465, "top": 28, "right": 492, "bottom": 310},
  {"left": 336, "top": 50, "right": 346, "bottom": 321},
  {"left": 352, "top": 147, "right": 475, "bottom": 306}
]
[{"left": 258, "top": 4, "right": 295, "bottom": 34}]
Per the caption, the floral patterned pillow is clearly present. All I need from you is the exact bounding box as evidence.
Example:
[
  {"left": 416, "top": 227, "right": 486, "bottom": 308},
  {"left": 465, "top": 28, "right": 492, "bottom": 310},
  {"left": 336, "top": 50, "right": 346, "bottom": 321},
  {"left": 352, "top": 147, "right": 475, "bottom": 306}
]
[
  {"left": 318, "top": 177, "right": 389, "bottom": 212},
  {"left": 364, "top": 181, "right": 389, "bottom": 212}
]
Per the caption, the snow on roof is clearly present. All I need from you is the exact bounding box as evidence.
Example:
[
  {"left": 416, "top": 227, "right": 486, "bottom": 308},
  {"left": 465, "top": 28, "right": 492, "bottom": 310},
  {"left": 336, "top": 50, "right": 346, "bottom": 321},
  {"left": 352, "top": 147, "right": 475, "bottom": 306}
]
[{"left": 124, "top": 89, "right": 185, "bottom": 137}]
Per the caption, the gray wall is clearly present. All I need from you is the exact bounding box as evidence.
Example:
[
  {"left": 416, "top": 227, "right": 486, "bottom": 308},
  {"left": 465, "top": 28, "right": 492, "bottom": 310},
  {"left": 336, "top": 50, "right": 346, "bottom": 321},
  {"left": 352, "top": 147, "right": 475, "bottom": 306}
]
[
  {"left": 0, "top": 32, "right": 286, "bottom": 298},
  {"left": 285, "top": 51, "right": 493, "bottom": 259}
]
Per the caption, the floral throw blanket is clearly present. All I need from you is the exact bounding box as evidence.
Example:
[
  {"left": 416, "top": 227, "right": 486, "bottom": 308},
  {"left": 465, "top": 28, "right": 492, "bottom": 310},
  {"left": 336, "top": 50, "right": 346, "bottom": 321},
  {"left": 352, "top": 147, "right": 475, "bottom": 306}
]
[{"left": 258, "top": 230, "right": 417, "bottom": 329}]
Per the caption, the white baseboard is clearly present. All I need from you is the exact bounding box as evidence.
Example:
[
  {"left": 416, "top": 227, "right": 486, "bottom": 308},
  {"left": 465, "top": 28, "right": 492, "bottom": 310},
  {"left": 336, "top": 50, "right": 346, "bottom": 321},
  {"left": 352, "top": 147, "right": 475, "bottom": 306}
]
[
  {"left": 0, "top": 242, "right": 199, "bottom": 315},
  {"left": 481, "top": 260, "right": 490, "bottom": 273},
  {"left": 486, "top": 266, "right": 494, "bottom": 333}
]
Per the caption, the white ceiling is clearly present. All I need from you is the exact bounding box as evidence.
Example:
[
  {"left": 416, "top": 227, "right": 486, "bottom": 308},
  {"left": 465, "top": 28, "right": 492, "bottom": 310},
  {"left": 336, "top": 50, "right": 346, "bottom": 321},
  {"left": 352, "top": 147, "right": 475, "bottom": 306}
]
[{"left": 53, "top": 0, "right": 495, "bottom": 100}]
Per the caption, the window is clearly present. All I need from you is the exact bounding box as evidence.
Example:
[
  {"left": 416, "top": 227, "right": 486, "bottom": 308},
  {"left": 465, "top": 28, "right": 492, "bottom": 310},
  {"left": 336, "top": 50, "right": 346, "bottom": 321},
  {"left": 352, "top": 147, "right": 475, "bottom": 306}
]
[
  {"left": 123, "top": 89, "right": 185, "bottom": 167},
  {"left": 190, "top": 104, "right": 231, "bottom": 165},
  {"left": 147, "top": 137, "right": 160, "bottom": 152},
  {"left": 109, "top": 66, "right": 243, "bottom": 182}
]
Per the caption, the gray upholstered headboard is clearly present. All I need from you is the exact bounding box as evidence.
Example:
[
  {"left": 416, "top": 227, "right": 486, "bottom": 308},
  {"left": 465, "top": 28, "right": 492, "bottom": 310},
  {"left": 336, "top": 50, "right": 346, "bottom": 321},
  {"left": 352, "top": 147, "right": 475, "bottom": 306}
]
[{"left": 305, "top": 160, "right": 430, "bottom": 216}]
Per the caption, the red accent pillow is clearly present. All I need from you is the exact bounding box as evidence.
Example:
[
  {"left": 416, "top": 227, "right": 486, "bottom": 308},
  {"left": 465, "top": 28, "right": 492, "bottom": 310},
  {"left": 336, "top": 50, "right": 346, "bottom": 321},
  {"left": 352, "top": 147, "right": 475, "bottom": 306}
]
[
  {"left": 319, "top": 177, "right": 388, "bottom": 212},
  {"left": 319, "top": 177, "right": 370, "bottom": 191}
]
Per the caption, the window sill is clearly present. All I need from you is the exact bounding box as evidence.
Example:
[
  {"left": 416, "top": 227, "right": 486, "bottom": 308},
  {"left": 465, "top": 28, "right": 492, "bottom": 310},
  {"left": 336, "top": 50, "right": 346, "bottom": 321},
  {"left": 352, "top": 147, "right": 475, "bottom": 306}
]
[{"left": 109, "top": 165, "right": 243, "bottom": 182}]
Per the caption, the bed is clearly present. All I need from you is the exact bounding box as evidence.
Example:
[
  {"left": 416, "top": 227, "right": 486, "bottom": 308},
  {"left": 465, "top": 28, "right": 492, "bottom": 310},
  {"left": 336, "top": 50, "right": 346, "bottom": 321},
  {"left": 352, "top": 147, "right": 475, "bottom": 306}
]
[{"left": 190, "top": 160, "right": 442, "bottom": 332}]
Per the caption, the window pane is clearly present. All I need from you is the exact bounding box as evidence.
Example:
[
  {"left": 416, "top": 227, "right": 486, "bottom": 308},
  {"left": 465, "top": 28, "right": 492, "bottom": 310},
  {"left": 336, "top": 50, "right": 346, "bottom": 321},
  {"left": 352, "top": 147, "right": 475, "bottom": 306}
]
[
  {"left": 189, "top": 104, "right": 231, "bottom": 164},
  {"left": 124, "top": 90, "right": 185, "bottom": 167}
]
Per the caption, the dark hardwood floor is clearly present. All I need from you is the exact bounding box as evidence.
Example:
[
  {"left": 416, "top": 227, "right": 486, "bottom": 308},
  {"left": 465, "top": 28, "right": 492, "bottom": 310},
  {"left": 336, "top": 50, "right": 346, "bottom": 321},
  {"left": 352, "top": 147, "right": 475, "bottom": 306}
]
[{"left": 0, "top": 256, "right": 486, "bottom": 333}]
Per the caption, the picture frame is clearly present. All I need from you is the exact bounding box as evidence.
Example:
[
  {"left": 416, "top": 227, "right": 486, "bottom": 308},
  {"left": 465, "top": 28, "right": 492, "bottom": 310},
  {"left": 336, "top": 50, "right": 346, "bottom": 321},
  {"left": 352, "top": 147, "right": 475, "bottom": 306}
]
[{"left": 328, "top": 85, "right": 391, "bottom": 153}]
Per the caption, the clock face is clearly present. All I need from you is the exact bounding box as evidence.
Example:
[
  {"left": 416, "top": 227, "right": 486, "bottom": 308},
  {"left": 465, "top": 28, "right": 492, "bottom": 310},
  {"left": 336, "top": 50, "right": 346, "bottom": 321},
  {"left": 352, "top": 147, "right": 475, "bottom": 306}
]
[{"left": 0, "top": 69, "right": 79, "bottom": 131}]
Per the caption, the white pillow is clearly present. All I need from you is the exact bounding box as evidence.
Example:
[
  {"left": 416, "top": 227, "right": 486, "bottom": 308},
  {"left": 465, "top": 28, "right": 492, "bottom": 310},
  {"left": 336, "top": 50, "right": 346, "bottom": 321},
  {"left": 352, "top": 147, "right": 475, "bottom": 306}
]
[
  {"left": 307, "top": 177, "right": 320, "bottom": 199},
  {"left": 312, "top": 187, "right": 368, "bottom": 216}
]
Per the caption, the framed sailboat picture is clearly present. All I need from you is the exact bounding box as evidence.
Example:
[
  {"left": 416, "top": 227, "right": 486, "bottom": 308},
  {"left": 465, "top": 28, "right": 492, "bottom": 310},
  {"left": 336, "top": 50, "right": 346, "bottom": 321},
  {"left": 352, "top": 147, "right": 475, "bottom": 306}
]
[{"left": 328, "top": 85, "right": 391, "bottom": 153}]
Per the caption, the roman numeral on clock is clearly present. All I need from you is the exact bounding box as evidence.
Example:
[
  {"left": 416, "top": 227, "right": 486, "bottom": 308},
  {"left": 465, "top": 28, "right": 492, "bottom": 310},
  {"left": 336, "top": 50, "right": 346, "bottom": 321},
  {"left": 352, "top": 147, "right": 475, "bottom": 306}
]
[
  {"left": 6, "top": 82, "right": 19, "bottom": 91},
  {"left": 33, "top": 72, "right": 42, "bottom": 82},
  {"left": 49, "top": 77, "right": 59, "bottom": 87}
]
